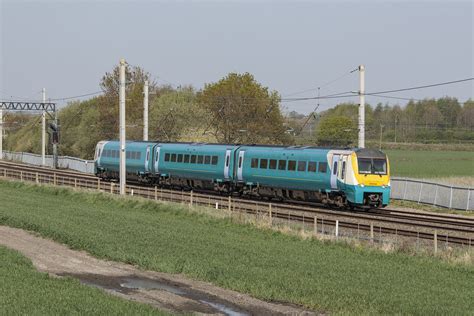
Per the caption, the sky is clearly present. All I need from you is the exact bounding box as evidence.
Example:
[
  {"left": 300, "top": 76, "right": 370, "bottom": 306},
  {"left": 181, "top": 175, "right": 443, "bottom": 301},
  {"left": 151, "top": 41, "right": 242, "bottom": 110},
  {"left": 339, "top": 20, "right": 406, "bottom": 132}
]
[{"left": 1, "top": 0, "right": 473, "bottom": 114}]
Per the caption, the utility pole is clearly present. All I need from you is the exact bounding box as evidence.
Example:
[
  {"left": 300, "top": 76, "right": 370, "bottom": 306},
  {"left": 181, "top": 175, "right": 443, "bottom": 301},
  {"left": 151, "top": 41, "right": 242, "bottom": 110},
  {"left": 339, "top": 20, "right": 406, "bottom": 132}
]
[
  {"left": 379, "top": 124, "right": 384, "bottom": 150},
  {"left": 119, "top": 58, "right": 126, "bottom": 195},
  {"left": 0, "top": 103, "right": 3, "bottom": 160},
  {"left": 358, "top": 65, "right": 365, "bottom": 148},
  {"left": 143, "top": 80, "right": 149, "bottom": 141},
  {"left": 42, "top": 88, "right": 46, "bottom": 165}
]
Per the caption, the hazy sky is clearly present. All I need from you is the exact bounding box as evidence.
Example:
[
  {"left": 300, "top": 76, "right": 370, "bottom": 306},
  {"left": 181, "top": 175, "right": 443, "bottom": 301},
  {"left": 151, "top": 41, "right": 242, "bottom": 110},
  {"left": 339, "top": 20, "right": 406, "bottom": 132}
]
[{"left": 1, "top": 0, "right": 473, "bottom": 113}]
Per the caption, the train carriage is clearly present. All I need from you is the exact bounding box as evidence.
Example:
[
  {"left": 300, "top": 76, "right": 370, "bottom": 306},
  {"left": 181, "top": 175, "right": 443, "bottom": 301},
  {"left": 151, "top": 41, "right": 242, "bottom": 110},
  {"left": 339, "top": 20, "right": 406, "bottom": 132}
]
[{"left": 153, "top": 143, "right": 237, "bottom": 191}]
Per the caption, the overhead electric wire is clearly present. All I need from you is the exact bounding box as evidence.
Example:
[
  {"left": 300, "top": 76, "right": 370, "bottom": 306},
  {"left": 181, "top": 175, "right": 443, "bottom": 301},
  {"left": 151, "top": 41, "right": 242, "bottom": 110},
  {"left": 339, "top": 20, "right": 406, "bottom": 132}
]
[
  {"left": 364, "top": 77, "right": 474, "bottom": 95},
  {"left": 50, "top": 91, "right": 104, "bottom": 101},
  {"left": 283, "top": 66, "right": 359, "bottom": 97}
]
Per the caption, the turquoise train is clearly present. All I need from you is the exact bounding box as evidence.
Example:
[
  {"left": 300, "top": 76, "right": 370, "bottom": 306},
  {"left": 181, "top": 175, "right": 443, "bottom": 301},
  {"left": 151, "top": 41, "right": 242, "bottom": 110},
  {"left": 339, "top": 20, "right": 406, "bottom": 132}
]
[{"left": 94, "top": 141, "right": 391, "bottom": 208}]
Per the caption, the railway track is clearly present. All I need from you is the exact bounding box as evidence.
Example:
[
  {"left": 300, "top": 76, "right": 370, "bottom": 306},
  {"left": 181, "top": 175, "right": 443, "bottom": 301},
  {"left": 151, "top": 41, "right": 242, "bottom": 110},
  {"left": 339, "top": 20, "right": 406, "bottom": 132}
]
[{"left": 0, "top": 160, "right": 473, "bottom": 247}]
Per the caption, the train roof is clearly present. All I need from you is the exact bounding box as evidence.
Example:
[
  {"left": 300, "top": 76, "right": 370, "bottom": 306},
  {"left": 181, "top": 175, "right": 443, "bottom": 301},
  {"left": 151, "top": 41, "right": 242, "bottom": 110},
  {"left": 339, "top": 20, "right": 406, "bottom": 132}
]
[{"left": 101, "top": 140, "right": 353, "bottom": 151}]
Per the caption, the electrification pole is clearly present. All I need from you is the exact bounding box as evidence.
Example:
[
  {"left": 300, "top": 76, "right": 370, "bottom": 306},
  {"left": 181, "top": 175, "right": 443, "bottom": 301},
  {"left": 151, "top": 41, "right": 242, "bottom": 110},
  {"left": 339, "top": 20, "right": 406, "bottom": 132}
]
[
  {"left": 143, "top": 80, "right": 149, "bottom": 141},
  {"left": 119, "top": 58, "right": 126, "bottom": 195},
  {"left": 0, "top": 104, "right": 3, "bottom": 160},
  {"left": 42, "top": 88, "right": 46, "bottom": 165},
  {"left": 358, "top": 65, "right": 365, "bottom": 148}
]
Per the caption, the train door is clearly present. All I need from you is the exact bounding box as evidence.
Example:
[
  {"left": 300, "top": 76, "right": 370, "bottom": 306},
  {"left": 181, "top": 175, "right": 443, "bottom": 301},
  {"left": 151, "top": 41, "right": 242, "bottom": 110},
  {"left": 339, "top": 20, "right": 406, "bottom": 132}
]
[
  {"left": 237, "top": 151, "right": 245, "bottom": 181},
  {"left": 154, "top": 147, "right": 161, "bottom": 174},
  {"left": 330, "top": 155, "right": 339, "bottom": 190},
  {"left": 224, "top": 150, "right": 231, "bottom": 179},
  {"left": 94, "top": 141, "right": 107, "bottom": 166},
  {"left": 145, "top": 146, "right": 151, "bottom": 173},
  {"left": 338, "top": 156, "right": 347, "bottom": 187}
]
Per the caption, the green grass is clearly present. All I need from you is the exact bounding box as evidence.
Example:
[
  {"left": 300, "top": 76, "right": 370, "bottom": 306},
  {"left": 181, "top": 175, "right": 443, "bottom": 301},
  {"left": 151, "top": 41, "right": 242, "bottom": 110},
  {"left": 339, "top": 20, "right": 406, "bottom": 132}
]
[
  {"left": 1, "top": 181, "right": 473, "bottom": 315},
  {"left": 0, "top": 245, "right": 165, "bottom": 315},
  {"left": 385, "top": 149, "right": 474, "bottom": 178}
]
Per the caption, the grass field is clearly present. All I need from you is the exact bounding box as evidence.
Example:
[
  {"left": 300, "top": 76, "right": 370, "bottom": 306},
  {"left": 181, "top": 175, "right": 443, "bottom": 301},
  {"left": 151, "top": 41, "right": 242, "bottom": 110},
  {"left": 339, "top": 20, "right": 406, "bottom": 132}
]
[
  {"left": 0, "top": 181, "right": 473, "bottom": 315},
  {"left": 0, "top": 245, "right": 164, "bottom": 315},
  {"left": 385, "top": 149, "right": 474, "bottom": 179}
]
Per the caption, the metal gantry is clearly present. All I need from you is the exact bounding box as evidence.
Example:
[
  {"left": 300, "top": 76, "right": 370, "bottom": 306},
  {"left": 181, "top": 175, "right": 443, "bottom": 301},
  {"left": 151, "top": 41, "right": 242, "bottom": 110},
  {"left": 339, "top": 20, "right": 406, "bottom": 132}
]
[{"left": 0, "top": 100, "right": 57, "bottom": 165}]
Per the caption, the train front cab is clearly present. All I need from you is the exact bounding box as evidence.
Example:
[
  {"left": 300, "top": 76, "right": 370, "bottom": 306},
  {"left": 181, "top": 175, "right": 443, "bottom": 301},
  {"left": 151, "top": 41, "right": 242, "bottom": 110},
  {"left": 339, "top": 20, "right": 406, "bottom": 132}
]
[
  {"left": 350, "top": 149, "right": 390, "bottom": 208},
  {"left": 333, "top": 149, "right": 390, "bottom": 208}
]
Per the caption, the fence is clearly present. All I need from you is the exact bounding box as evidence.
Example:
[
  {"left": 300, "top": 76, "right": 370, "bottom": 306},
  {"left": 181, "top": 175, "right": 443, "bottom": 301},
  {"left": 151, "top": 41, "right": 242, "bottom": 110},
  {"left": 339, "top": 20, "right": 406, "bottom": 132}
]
[
  {"left": 391, "top": 177, "right": 473, "bottom": 211},
  {"left": 1, "top": 151, "right": 472, "bottom": 211},
  {"left": 2, "top": 151, "right": 94, "bottom": 174}
]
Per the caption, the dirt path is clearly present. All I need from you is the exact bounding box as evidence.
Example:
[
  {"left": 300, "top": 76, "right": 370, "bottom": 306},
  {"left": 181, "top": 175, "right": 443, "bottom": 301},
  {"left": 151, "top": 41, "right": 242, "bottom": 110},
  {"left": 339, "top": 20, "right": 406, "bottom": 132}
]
[{"left": 0, "top": 226, "right": 316, "bottom": 315}]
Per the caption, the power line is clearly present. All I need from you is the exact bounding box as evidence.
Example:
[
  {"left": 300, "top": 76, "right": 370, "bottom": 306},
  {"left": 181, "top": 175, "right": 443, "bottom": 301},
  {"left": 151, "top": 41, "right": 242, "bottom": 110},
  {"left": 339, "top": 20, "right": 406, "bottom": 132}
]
[
  {"left": 282, "top": 66, "right": 359, "bottom": 97},
  {"left": 50, "top": 91, "right": 103, "bottom": 101},
  {"left": 365, "top": 77, "right": 474, "bottom": 95}
]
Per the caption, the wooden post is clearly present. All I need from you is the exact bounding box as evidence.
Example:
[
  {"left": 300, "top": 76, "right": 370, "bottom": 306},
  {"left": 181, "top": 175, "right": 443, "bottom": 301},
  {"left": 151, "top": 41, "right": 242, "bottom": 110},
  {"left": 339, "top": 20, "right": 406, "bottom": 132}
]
[
  {"left": 110, "top": 182, "right": 114, "bottom": 194},
  {"left": 335, "top": 220, "right": 339, "bottom": 238},
  {"left": 190, "top": 190, "right": 193, "bottom": 206},
  {"left": 313, "top": 217, "right": 317, "bottom": 235},
  {"left": 97, "top": 178, "right": 100, "bottom": 190},
  {"left": 155, "top": 186, "right": 157, "bottom": 201},
  {"left": 20, "top": 171, "right": 23, "bottom": 182},
  {"left": 228, "top": 196, "right": 231, "bottom": 212},
  {"left": 36, "top": 172, "right": 39, "bottom": 184},
  {"left": 269, "top": 203, "right": 272, "bottom": 226},
  {"left": 53, "top": 173, "right": 56, "bottom": 186},
  {"left": 370, "top": 224, "right": 374, "bottom": 243},
  {"left": 74, "top": 178, "right": 77, "bottom": 188},
  {"left": 434, "top": 230, "right": 438, "bottom": 254}
]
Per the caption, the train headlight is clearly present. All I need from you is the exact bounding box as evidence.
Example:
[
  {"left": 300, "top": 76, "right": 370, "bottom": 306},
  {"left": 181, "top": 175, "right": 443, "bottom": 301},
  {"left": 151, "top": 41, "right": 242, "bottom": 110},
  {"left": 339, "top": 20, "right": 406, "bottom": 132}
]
[{"left": 359, "top": 184, "right": 365, "bottom": 187}]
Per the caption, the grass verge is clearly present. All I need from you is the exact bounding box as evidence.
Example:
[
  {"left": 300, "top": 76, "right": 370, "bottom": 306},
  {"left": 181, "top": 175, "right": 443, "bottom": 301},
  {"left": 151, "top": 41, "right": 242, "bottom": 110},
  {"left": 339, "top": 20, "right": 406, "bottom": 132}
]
[
  {"left": 0, "top": 245, "right": 165, "bottom": 315},
  {"left": 0, "top": 180, "right": 473, "bottom": 315}
]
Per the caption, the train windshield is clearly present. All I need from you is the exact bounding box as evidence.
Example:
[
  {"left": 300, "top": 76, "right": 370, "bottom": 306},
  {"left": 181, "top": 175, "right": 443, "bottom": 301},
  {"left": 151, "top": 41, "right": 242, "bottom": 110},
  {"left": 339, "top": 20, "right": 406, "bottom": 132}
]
[{"left": 357, "top": 158, "right": 387, "bottom": 175}]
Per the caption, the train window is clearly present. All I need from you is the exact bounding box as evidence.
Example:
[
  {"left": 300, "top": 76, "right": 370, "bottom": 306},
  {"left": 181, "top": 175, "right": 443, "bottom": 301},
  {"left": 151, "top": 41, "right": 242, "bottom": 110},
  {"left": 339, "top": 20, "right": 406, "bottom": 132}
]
[
  {"left": 269, "top": 159, "right": 277, "bottom": 169},
  {"left": 260, "top": 159, "right": 268, "bottom": 169},
  {"left": 308, "top": 162, "right": 317, "bottom": 172},
  {"left": 373, "top": 159, "right": 387, "bottom": 175},
  {"left": 341, "top": 161, "right": 346, "bottom": 179},
  {"left": 319, "top": 162, "right": 328, "bottom": 173},
  {"left": 298, "top": 161, "right": 306, "bottom": 172},
  {"left": 288, "top": 160, "right": 296, "bottom": 171},
  {"left": 126, "top": 151, "right": 131, "bottom": 159},
  {"left": 211, "top": 156, "right": 218, "bottom": 165},
  {"left": 191, "top": 155, "right": 197, "bottom": 163},
  {"left": 197, "top": 155, "right": 203, "bottom": 164},
  {"left": 156, "top": 152, "right": 159, "bottom": 162},
  {"left": 238, "top": 157, "right": 242, "bottom": 168},
  {"left": 171, "top": 154, "right": 177, "bottom": 162},
  {"left": 137, "top": 152, "right": 141, "bottom": 160},
  {"left": 134, "top": 152, "right": 138, "bottom": 159},
  {"left": 184, "top": 154, "right": 190, "bottom": 163},
  {"left": 278, "top": 160, "right": 286, "bottom": 170},
  {"left": 204, "top": 155, "right": 211, "bottom": 164},
  {"left": 226, "top": 155, "right": 230, "bottom": 167},
  {"left": 357, "top": 158, "right": 372, "bottom": 174},
  {"left": 177, "top": 154, "right": 183, "bottom": 163},
  {"left": 333, "top": 161, "right": 338, "bottom": 175},
  {"left": 251, "top": 158, "right": 258, "bottom": 168},
  {"left": 164, "top": 153, "right": 170, "bottom": 162},
  {"left": 115, "top": 150, "right": 119, "bottom": 158}
]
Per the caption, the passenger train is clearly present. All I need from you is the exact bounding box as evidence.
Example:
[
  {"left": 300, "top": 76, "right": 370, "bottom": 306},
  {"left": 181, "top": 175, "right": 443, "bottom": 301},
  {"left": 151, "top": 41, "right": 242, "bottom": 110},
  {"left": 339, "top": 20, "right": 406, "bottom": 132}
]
[{"left": 94, "top": 141, "right": 390, "bottom": 208}]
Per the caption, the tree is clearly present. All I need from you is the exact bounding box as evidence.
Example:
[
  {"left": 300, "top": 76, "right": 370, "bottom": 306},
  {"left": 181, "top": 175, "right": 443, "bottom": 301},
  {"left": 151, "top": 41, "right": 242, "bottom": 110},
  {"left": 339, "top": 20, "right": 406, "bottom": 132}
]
[
  {"left": 99, "top": 64, "right": 157, "bottom": 140},
  {"left": 149, "top": 87, "right": 210, "bottom": 141},
  {"left": 316, "top": 116, "right": 356, "bottom": 146},
  {"left": 196, "top": 73, "right": 289, "bottom": 144}
]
